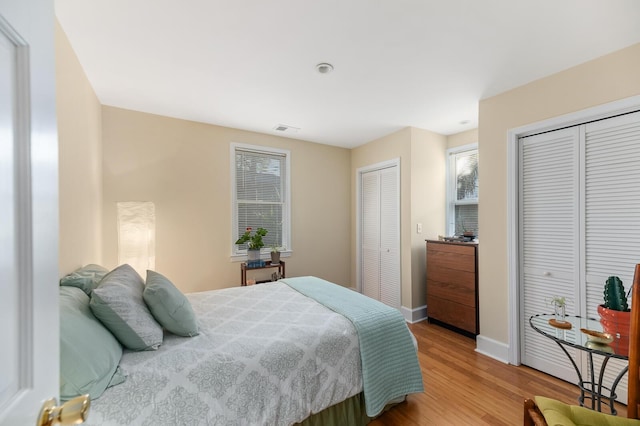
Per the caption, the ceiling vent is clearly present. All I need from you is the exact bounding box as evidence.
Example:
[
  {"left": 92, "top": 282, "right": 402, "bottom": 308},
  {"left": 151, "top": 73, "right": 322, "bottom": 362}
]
[{"left": 273, "top": 124, "right": 300, "bottom": 133}]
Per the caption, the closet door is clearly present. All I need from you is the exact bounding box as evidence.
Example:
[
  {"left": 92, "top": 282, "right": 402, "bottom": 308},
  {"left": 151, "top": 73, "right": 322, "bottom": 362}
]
[
  {"left": 361, "top": 170, "right": 381, "bottom": 301},
  {"left": 520, "top": 127, "right": 580, "bottom": 384},
  {"left": 379, "top": 166, "right": 400, "bottom": 309},
  {"left": 584, "top": 111, "right": 640, "bottom": 315},
  {"left": 360, "top": 165, "right": 401, "bottom": 309},
  {"left": 583, "top": 111, "right": 640, "bottom": 403}
]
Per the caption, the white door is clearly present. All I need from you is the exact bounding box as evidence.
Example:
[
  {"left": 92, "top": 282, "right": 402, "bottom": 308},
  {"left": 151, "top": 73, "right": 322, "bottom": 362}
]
[
  {"left": 519, "top": 127, "right": 580, "bottom": 384},
  {"left": 359, "top": 161, "right": 401, "bottom": 309},
  {"left": 519, "top": 111, "right": 640, "bottom": 403},
  {"left": 0, "top": 0, "right": 59, "bottom": 424},
  {"left": 582, "top": 111, "right": 640, "bottom": 403},
  {"left": 378, "top": 166, "right": 401, "bottom": 309},
  {"left": 361, "top": 170, "right": 381, "bottom": 301}
]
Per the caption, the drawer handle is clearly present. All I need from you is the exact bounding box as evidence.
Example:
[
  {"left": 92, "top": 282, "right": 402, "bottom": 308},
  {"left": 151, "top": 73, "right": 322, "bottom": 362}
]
[{"left": 543, "top": 272, "right": 551, "bottom": 277}]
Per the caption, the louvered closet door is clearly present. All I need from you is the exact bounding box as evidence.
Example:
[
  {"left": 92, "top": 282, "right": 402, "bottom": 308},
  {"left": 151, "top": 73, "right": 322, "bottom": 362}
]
[
  {"left": 379, "top": 166, "right": 400, "bottom": 309},
  {"left": 361, "top": 170, "right": 381, "bottom": 301},
  {"left": 583, "top": 111, "right": 640, "bottom": 404},
  {"left": 520, "top": 127, "right": 580, "bottom": 384},
  {"left": 360, "top": 165, "right": 401, "bottom": 309}
]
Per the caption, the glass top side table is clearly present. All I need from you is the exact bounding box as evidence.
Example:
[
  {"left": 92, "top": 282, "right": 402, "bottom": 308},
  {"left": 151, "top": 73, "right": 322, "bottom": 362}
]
[{"left": 529, "top": 314, "right": 629, "bottom": 414}]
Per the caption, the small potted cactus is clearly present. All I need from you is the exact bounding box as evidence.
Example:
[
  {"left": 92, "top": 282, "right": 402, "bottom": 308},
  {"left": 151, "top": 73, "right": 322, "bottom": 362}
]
[{"left": 597, "top": 276, "right": 632, "bottom": 355}]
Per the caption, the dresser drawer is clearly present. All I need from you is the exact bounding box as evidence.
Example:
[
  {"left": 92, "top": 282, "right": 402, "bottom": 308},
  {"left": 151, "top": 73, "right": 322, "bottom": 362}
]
[
  {"left": 427, "top": 277, "right": 475, "bottom": 307},
  {"left": 427, "top": 245, "right": 475, "bottom": 273},
  {"left": 426, "top": 295, "right": 477, "bottom": 334}
]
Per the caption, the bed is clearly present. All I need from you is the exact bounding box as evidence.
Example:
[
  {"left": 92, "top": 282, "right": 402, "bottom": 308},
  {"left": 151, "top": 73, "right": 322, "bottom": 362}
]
[{"left": 59, "top": 265, "right": 423, "bottom": 426}]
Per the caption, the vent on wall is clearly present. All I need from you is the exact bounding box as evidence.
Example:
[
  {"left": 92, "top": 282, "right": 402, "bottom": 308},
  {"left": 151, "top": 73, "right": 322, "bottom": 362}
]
[{"left": 273, "top": 124, "right": 300, "bottom": 133}]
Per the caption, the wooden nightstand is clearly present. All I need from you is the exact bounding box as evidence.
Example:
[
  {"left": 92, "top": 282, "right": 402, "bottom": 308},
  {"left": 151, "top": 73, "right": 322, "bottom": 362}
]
[{"left": 241, "top": 260, "right": 286, "bottom": 286}]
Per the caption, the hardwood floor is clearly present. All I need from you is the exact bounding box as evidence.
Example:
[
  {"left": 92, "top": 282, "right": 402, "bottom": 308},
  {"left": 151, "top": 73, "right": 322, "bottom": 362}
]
[{"left": 371, "top": 320, "right": 627, "bottom": 425}]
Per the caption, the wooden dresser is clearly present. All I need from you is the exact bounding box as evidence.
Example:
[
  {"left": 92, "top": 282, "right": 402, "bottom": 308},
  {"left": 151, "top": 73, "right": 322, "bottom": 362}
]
[{"left": 426, "top": 240, "right": 478, "bottom": 335}]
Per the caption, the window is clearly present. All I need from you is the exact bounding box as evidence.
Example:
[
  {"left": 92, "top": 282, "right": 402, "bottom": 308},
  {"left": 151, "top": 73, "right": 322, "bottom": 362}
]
[
  {"left": 446, "top": 144, "right": 478, "bottom": 237},
  {"left": 231, "top": 143, "right": 290, "bottom": 258}
]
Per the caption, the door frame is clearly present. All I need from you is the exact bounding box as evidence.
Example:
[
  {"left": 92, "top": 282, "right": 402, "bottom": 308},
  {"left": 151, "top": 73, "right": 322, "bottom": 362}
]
[
  {"left": 355, "top": 158, "right": 400, "bottom": 294},
  {"left": 506, "top": 95, "right": 640, "bottom": 365}
]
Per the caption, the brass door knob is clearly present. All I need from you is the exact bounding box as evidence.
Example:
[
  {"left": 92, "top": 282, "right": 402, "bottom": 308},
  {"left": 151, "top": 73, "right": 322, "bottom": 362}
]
[{"left": 37, "top": 394, "right": 90, "bottom": 426}]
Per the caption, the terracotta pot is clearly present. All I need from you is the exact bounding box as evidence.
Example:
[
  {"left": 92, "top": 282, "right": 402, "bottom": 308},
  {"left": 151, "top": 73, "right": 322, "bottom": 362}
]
[{"left": 597, "top": 304, "right": 631, "bottom": 356}]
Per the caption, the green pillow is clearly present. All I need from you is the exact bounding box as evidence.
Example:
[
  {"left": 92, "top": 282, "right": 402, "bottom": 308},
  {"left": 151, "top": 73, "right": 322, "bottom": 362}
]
[
  {"left": 59, "top": 264, "right": 110, "bottom": 295},
  {"left": 535, "top": 396, "right": 640, "bottom": 426},
  {"left": 60, "top": 286, "right": 125, "bottom": 401},
  {"left": 144, "top": 270, "right": 199, "bottom": 337},
  {"left": 90, "top": 264, "right": 163, "bottom": 351}
]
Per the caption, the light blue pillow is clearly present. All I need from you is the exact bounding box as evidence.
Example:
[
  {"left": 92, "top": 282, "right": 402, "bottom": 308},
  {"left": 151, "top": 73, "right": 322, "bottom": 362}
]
[
  {"left": 59, "top": 264, "right": 109, "bottom": 295},
  {"left": 144, "top": 270, "right": 199, "bottom": 337},
  {"left": 60, "top": 286, "right": 125, "bottom": 401},
  {"left": 90, "top": 264, "right": 163, "bottom": 351}
]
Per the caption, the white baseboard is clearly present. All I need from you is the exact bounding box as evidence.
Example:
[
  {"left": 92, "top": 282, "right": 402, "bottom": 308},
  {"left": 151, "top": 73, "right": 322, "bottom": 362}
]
[
  {"left": 475, "top": 334, "right": 509, "bottom": 364},
  {"left": 401, "top": 305, "right": 427, "bottom": 323},
  {"left": 347, "top": 291, "right": 426, "bottom": 324}
]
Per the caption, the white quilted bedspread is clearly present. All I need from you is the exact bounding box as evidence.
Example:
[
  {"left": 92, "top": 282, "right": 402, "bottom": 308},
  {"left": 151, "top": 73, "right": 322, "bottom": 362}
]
[{"left": 86, "top": 283, "right": 362, "bottom": 426}]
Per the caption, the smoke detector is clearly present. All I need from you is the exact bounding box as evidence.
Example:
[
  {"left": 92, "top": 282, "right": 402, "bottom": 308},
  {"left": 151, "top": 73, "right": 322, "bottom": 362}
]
[{"left": 315, "top": 63, "right": 334, "bottom": 74}]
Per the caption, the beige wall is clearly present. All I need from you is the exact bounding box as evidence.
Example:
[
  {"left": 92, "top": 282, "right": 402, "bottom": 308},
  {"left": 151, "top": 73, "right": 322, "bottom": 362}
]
[
  {"left": 447, "top": 128, "right": 478, "bottom": 149},
  {"left": 410, "top": 128, "right": 447, "bottom": 308},
  {"left": 55, "top": 21, "right": 103, "bottom": 276},
  {"left": 101, "top": 107, "right": 351, "bottom": 293},
  {"left": 479, "top": 42, "right": 640, "bottom": 345},
  {"left": 351, "top": 127, "right": 446, "bottom": 310}
]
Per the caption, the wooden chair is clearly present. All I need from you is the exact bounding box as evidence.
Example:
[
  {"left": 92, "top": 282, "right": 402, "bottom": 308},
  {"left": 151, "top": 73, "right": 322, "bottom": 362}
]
[{"left": 524, "top": 263, "right": 640, "bottom": 425}]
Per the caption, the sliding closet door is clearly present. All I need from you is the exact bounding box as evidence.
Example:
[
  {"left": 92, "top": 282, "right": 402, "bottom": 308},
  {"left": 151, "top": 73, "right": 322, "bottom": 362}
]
[
  {"left": 583, "top": 111, "right": 640, "bottom": 403},
  {"left": 360, "top": 164, "right": 401, "bottom": 309},
  {"left": 520, "top": 127, "right": 580, "bottom": 384}
]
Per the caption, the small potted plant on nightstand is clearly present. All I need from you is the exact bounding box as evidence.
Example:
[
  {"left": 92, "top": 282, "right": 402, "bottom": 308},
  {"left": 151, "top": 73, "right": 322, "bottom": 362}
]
[
  {"left": 270, "top": 245, "right": 281, "bottom": 265},
  {"left": 235, "top": 227, "right": 268, "bottom": 267}
]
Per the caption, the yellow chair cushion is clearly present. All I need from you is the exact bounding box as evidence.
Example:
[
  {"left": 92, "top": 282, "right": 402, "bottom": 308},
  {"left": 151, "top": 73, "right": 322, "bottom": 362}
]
[{"left": 535, "top": 396, "right": 640, "bottom": 426}]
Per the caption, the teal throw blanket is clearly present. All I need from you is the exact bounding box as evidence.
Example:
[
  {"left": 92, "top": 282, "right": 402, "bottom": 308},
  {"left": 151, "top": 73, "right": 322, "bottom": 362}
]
[{"left": 281, "top": 276, "right": 424, "bottom": 417}]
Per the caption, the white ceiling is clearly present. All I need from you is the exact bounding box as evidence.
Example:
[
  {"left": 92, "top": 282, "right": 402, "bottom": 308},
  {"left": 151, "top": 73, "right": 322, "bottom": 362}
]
[{"left": 55, "top": 0, "right": 640, "bottom": 149}]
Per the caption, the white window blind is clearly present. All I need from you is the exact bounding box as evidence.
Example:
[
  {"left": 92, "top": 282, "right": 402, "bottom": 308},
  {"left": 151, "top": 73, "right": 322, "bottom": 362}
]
[{"left": 232, "top": 144, "right": 290, "bottom": 256}]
